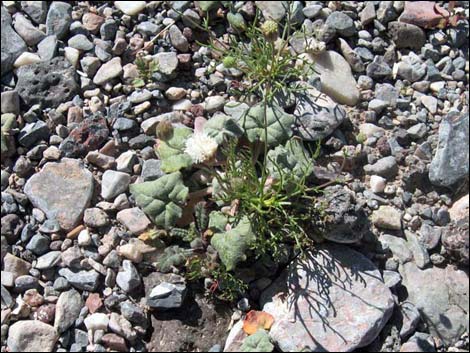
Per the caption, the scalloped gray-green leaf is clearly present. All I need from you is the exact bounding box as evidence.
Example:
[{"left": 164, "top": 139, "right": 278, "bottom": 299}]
[
  {"left": 266, "top": 138, "right": 313, "bottom": 181},
  {"left": 241, "top": 102, "right": 295, "bottom": 147},
  {"left": 203, "top": 113, "right": 244, "bottom": 144},
  {"left": 130, "top": 172, "right": 189, "bottom": 229}
]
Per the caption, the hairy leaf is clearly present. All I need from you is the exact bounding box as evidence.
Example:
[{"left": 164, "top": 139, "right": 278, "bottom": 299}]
[
  {"left": 241, "top": 103, "right": 295, "bottom": 147},
  {"left": 203, "top": 113, "right": 243, "bottom": 144},
  {"left": 240, "top": 329, "right": 274, "bottom": 352},
  {"left": 154, "top": 245, "right": 188, "bottom": 273},
  {"left": 266, "top": 138, "right": 313, "bottom": 181},
  {"left": 130, "top": 172, "right": 189, "bottom": 229},
  {"left": 156, "top": 127, "right": 193, "bottom": 173},
  {"left": 211, "top": 217, "right": 255, "bottom": 271}
]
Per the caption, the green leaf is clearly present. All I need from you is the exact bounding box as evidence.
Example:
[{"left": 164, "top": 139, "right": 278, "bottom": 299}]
[
  {"left": 227, "top": 12, "right": 247, "bottom": 32},
  {"left": 266, "top": 138, "right": 313, "bottom": 181},
  {"left": 203, "top": 113, "right": 243, "bottom": 144},
  {"left": 154, "top": 245, "right": 188, "bottom": 273},
  {"left": 241, "top": 103, "right": 295, "bottom": 147},
  {"left": 130, "top": 172, "right": 189, "bottom": 229},
  {"left": 156, "top": 127, "right": 194, "bottom": 173},
  {"left": 208, "top": 211, "right": 228, "bottom": 232},
  {"left": 211, "top": 217, "right": 255, "bottom": 271},
  {"left": 240, "top": 330, "right": 274, "bottom": 352},
  {"left": 197, "top": 1, "right": 221, "bottom": 12}
]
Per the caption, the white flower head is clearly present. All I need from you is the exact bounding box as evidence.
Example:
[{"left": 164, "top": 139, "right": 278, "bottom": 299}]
[{"left": 185, "top": 133, "right": 218, "bottom": 164}]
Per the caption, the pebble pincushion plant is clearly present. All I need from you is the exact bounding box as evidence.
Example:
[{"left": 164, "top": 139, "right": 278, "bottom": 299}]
[{"left": 131, "top": 2, "right": 327, "bottom": 302}]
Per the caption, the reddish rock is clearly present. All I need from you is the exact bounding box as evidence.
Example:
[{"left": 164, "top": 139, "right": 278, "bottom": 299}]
[
  {"left": 116, "top": 207, "right": 151, "bottom": 235},
  {"left": 101, "top": 333, "right": 128, "bottom": 352},
  {"left": 36, "top": 304, "right": 56, "bottom": 324},
  {"left": 59, "top": 115, "right": 109, "bottom": 158},
  {"left": 86, "top": 293, "right": 103, "bottom": 314},
  {"left": 82, "top": 13, "right": 105, "bottom": 33},
  {"left": 23, "top": 289, "right": 44, "bottom": 307},
  {"left": 399, "top": 1, "right": 450, "bottom": 29}
]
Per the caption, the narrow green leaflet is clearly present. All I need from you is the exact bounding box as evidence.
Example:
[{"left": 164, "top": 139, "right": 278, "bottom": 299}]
[
  {"left": 156, "top": 127, "right": 193, "bottom": 173},
  {"left": 130, "top": 172, "right": 189, "bottom": 229},
  {"left": 241, "top": 103, "right": 295, "bottom": 147}
]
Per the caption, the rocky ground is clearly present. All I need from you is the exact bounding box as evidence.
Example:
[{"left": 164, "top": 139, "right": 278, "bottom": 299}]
[{"left": 1, "top": 1, "right": 469, "bottom": 352}]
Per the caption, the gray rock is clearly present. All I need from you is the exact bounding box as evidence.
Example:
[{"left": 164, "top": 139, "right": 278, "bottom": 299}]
[
  {"left": 372, "top": 206, "right": 403, "bottom": 230},
  {"left": 388, "top": 21, "right": 426, "bottom": 50},
  {"left": 24, "top": 158, "right": 94, "bottom": 231},
  {"left": 321, "top": 185, "right": 367, "bottom": 243},
  {"left": 144, "top": 272, "right": 187, "bottom": 310},
  {"left": 405, "top": 231, "right": 430, "bottom": 269},
  {"left": 21, "top": 1, "right": 48, "bottom": 24},
  {"left": 68, "top": 34, "right": 94, "bottom": 51},
  {"left": 46, "top": 1, "right": 72, "bottom": 39},
  {"left": 136, "top": 21, "right": 161, "bottom": 36},
  {"left": 382, "top": 270, "right": 401, "bottom": 288},
  {"left": 58, "top": 268, "right": 100, "bottom": 291},
  {"left": 116, "top": 260, "right": 141, "bottom": 293},
  {"left": 380, "top": 234, "right": 413, "bottom": 263},
  {"left": 83, "top": 208, "right": 109, "bottom": 228},
  {"left": 1, "top": 7, "right": 27, "bottom": 76},
  {"left": 37, "top": 35, "right": 58, "bottom": 61},
  {"left": 1, "top": 91, "right": 20, "bottom": 115},
  {"left": 169, "top": 25, "right": 189, "bottom": 52},
  {"left": 364, "top": 156, "right": 398, "bottom": 179},
  {"left": 116, "top": 208, "right": 151, "bottom": 235},
  {"left": 7, "top": 320, "right": 58, "bottom": 352},
  {"left": 101, "top": 170, "right": 131, "bottom": 201},
  {"left": 312, "top": 50, "right": 360, "bottom": 106},
  {"left": 367, "top": 56, "right": 392, "bottom": 80},
  {"left": 26, "top": 234, "right": 50, "bottom": 255},
  {"left": 155, "top": 52, "right": 178, "bottom": 79},
  {"left": 294, "top": 86, "right": 346, "bottom": 141},
  {"left": 260, "top": 244, "right": 394, "bottom": 352},
  {"left": 400, "top": 262, "right": 469, "bottom": 346},
  {"left": 18, "top": 121, "right": 49, "bottom": 148},
  {"left": 401, "top": 332, "right": 435, "bottom": 352},
  {"left": 13, "top": 13, "right": 46, "bottom": 46},
  {"left": 326, "top": 11, "right": 356, "bottom": 37},
  {"left": 429, "top": 113, "right": 469, "bottom": 188},
  {"left": 398, "top": 302, "right": 421, "bottom": 339},
  {"left": 100, "top": 20, "right": 118, "bottom": 40},
  {"left": 55, "top": 289, "right": 83, "bottom": 333},
  {"left": 360, "top": 2, "right": 376, "bottom": 25},
  {"left": 93, "top": 57, "right": 122, "bottom": 85},
  {"left": 35, "top": 251, "right": 61, "bottom": 270},
  {"left": 142, "top": 159, "right": 164, "bottom": 181},
  {"left": 303, "top": 5, "right": 322, "bottom": 19},
  {"left": 1, "top": 284, "right": 14, "bottom": 309},
  {"left": 120, "top": 301, "right": 147, "bottom": 327},
  {"left": 16, "top": 57, "right": 79, "bottom": 109},
  {"left": 375, "top": 83, "right": 399, "bottom": 107},
  {"left": 418, "top": 223, "right": 441, "bottom": 250},
  {"left": 397, "top": 53, "right": 427, "bottom": 83},
  {"left": 255, "top": 1, "right": 287, "bottom": 21}
]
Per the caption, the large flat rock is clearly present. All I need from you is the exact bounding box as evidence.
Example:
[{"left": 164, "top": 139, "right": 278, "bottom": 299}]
[
  {"left": 24, "top": 158, "right": 94, "bottom": 231},
  {"left": 260, "top": 244, "right": 394, "bottom": 352},
  {"left": 400, "top": 262, "right": 469, "bottom": 346}
]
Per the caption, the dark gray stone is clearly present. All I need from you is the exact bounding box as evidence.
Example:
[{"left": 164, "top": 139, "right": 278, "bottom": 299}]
[
  {"left": 45, "top": 1, "right": 72, "bottom": 39},
  {"left": 18, "top": 121, "right": 50, "bottom": 148},
  {"left": 1, "top": 7, "right": 27, "bottom": 76},
  {"left": 141, "top": 159, "right": 165, "bottom": 181},
  {"left": 429, "top": 113, "right": 469, "bottom": 188},
  {"left": 16, "top": 57, "right": 79, "bottom": 109},
  {"left": 21, "top": 1, "right": 48, "bottom": 24},
  {"left": 58, "top": 268, "right": 100, "bottom": 291},
  {"left": 326, "top": 11, "right": 356, "bottom": 37}
]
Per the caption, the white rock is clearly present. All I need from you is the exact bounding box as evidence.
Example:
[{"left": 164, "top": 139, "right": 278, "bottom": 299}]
[
  {"left": 204, "top": 95, "right": 226, "bottom": 113},
  {"left": 370, "top": 175, "right": 387, "bottom": 193},
  {"left": 114, "top": 1, "right": 146, "bottom": 16},
  {"left": 172, "top": 99, "right": 192, "bottom": 111},
  {"left": 421, "top": 95, "right": 438, "bottom": 114},
  {"left": 77, "top": 229, "right": 91, "bottom": 247},
  {"left": 64, "top": 47, "right": 80, "bottom": 68},
  {"left": 165, "top": 87, "right": 186, "bottom": 101},
  {"left": 13, "top": 52, "right": 41, "bottom": 68},
  {"left": 310, "top": 50, "right": 360, "bottom": 106},
  {"left": 150, "top": 283, "right": 175, "bottom": 298},
  {"left": 359, "top": 123, "right": 385, "bottom": 138},
  {"left": 93, "top": 57, "right": 123, "bottom": 85},
  {"left": 84, "top": 313, "right": 109, "bottom": 331}
]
